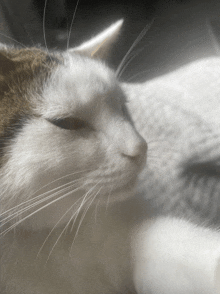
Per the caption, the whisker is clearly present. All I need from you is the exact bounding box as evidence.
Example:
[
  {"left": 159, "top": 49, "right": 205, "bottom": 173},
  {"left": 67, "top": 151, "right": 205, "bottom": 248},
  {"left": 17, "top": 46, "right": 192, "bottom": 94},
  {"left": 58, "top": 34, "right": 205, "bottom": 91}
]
[
  {"left": 66, "top": 0, "right": 80, "bottom": 50},
  {"left": 43, "top": 0, "right": 52, "bottom": 62},
  {"left": 0, "top": 180, "right": 82, "bottom": 227},
  {"left": 116, "top": 19, "right": 154, "bottom": 77},
  {"left": 126, "top": 35, "right": 208, "bottom": 81},
  {"left": 1, "top": 169, "right": 91, "bottom": 217},
  {"left": 46, "top": 185, "right": 100, "bottom": 261},
  {"left": 70, "top": 186, "right": 102, "bottom": 253},
  {"left": 69, "top": 182, "right": 102, "bottom": 232},
  {"left": 0, "top": 33, "right": 27, "bottom": 48},
  {"left": 94, "top": 196, "right": 101, "bottom": 224},
  {"left": 0, "top": 185, "right": 83, "bottom": 236},
  {"left": 126, "top": 68, "right": 154, "bottom": 82},
  {"left": 206, "top": 18, "right": 220, "bottom": 55},
  {"left": 1, "top": 175, "right": 85, "bottom": 218},
  {"left": 105, "top": 184, "right": 113, "bottom": 213},
  {"left": 0, "top": 33, "right": 40, "bottom": 61},
  {"left": 45, "top": 212, "right": 74, "bottom": 263},
  {"left": 37, "top": 194, "right": 85, "bottom": 257},
  {"left": 32, "top": 168, "right": 91, "bottom": 197},
  {"left": 117, "top": 48, "right": 144, "bottom": 79}
]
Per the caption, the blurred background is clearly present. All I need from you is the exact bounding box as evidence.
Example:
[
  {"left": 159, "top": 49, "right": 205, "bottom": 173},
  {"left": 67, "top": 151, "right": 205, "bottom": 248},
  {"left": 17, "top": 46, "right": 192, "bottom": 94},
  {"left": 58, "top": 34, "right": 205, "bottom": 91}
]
[{"left": 0, "top": 0, "right": 220, "bottom": 81}]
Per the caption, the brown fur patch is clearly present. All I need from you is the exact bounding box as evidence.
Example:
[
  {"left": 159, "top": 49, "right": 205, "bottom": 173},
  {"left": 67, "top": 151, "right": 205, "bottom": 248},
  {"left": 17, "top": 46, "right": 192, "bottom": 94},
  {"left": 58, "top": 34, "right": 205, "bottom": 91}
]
[{"left": 0, "top": 46, "right": 60, "bottom": 164}]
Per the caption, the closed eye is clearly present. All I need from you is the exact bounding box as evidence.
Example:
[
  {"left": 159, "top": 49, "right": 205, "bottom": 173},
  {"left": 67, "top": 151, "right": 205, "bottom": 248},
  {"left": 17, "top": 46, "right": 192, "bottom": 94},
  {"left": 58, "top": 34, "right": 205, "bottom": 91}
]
[{"left": 48, "top": 117, "right": 89, "bottom": 130}]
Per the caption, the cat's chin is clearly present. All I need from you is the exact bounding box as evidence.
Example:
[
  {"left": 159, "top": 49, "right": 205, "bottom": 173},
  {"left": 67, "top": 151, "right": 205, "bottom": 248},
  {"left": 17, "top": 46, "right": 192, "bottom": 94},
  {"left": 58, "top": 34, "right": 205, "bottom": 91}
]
[
  {"left": 87, "top": 177, "right": 138, "bottom": 206},
  {"left": 93, "top": 188, "right": 135, "bottom": 206},
  {"left": 101, "top": 183, "right": 137, "bottom": 204}
]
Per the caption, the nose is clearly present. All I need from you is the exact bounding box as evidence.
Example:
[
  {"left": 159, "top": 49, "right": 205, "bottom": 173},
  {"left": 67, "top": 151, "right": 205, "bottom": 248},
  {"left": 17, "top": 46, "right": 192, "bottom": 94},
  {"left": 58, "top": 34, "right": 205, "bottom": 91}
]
[
  {"left": 108, "top": 118, "right": 147, "bottom": 163},
  {"left": 117, "top": 122, "right": 147, "bottom": 161},
  {"left": 121, "top": 135, "right": 148, "bottom": 161}
]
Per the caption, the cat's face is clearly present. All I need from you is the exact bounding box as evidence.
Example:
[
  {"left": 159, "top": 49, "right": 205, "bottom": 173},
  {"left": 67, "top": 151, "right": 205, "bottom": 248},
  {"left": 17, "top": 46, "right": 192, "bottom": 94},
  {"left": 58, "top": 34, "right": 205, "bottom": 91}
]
[{"left": 0, "top": 21, "right": 147, "bottom": 229}]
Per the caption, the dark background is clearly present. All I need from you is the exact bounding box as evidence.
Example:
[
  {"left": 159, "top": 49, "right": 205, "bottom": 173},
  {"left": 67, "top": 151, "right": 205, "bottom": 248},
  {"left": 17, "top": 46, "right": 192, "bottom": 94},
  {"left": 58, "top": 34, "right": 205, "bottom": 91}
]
[{"left": 1, "top": 0, "right": 220, "bottom": 81}]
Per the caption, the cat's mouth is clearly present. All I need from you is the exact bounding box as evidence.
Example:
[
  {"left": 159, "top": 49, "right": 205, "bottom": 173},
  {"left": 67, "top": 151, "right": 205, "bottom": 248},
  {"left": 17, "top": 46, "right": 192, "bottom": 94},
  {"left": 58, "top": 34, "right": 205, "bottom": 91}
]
[
  {"left": 80, "top": 152, "right": 147, "bottom": 204},
  {"left": 80, "top": 171, "right": 140, "bottom": 205}
]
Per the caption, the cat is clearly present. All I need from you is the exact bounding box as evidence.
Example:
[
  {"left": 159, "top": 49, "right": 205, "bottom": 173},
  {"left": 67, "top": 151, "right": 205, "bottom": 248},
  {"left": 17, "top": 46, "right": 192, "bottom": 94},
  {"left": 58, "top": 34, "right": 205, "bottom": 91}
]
[{"left": 0, "top": 20, "right": 220, "bottom": 294}]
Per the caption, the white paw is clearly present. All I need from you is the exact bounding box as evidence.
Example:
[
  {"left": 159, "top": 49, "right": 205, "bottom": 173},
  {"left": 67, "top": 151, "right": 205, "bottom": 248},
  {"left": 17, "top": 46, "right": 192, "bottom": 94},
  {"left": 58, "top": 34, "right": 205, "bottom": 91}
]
[{"left": 134, "top": 258, "right": 215, "bottom": 294}]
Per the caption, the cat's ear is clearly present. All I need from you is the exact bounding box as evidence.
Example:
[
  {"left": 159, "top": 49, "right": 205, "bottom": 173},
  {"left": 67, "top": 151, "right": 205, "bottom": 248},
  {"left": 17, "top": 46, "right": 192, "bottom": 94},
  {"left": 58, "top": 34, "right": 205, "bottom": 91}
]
[{"left": 69, "top": 19, "right": 123, "bottom": 59}]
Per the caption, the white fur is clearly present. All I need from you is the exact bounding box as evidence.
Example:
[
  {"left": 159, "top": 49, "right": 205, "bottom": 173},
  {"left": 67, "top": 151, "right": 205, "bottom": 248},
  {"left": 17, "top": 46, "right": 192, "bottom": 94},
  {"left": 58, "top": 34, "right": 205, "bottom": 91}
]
[{"left": 132, "top": 218, "right": 220, "bottom": 294}]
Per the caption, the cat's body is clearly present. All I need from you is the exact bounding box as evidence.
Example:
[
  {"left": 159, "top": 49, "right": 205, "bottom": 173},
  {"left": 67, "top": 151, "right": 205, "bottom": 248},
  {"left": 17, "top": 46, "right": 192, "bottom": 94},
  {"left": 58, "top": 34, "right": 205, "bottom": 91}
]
[
  {"left": 0, "top": 20, "right": 220, "bottom": 294},
  {"left": 126, "top": 57, "right": 220, "bottom": 226}
]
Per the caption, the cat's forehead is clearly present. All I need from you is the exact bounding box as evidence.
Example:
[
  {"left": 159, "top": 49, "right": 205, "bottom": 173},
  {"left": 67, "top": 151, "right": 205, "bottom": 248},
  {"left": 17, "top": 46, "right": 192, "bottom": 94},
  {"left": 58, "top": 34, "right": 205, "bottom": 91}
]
[{"left": 39, "top": 54, "right": 123, "bottom": 119}]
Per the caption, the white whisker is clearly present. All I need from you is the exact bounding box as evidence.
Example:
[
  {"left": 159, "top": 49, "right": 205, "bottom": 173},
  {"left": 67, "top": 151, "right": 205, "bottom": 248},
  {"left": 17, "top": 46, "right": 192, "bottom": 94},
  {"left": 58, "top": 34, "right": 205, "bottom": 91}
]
[
  {"left": 70, "top": 186, "right": 103, "bottom": 253},
  {"left": 0, "top": 33, "right": 27, "bottom": 48},
  {"left": 66, "top": 0, "right": 80, "bottom": 50},
  {"left": 46, "top": 185, "right": 99, "bottom": 262},
  {"left": 126, "top": 68, "right": 155, "bottom": 82},
  {"left": 0, "top": 185, "right": 83, "bottom": 236},
  {"left": 37, "top": 194, "right": 85, "bottom": 258},
  {"left": 127, "top": 36, "right": 207, "bottom": 81},
  {"left": 45, "top": 213, "right": 73, "bottom": 263},
  {"left": 116, "top": 19, "right": 154, "bottom": 77},
  {"left": 105, "top": 184, "right": 113, "bottom": 214},
  {"left": 43, "top": 0, "right": 52, "bottom": 62},
  {"left": 69, "top": 182, "right": 101, "bottom": 232},
  {"left": 1, "top": 169, "right": 91, "bottom": 217},
  {"left": 0, "top": 180, "right": 82, "bottom": 227},
  {"left": 206, "top": 18, "right": 220, "bottom": 55},
  {"left": 117, "top": 48, "right": 144, "bottom": 79},
  {"left": 0, "top": 176, "right": 84, "bottom": 220},
  {"left": 94, "top": 196, "right": 101, "bottom": 224}
]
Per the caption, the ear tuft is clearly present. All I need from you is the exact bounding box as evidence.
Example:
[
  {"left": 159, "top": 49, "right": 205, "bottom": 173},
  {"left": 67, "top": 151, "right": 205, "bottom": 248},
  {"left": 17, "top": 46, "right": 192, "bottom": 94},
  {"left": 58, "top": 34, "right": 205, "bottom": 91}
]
[{"left": 69, "top": 19, "right": 123, "bottom": 60}]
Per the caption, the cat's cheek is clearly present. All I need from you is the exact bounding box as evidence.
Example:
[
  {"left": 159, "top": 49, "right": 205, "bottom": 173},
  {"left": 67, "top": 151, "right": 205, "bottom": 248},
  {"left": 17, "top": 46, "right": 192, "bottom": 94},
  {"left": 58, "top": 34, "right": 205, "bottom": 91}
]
[
  {"left": 0, "top": 120, "right": 100, "bottom": 204},
  {"left": 19, "top": 189, "right": 89, "bottom": 230},
  {"left": 18, "top": 119, "right": 102, "bottom": 172}
]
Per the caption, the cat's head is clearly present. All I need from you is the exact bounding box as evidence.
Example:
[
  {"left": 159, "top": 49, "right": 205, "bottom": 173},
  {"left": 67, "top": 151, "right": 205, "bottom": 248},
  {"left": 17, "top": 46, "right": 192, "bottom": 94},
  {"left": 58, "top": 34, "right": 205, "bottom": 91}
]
[{"left": 0, "top": 20, "right": 147, "bottom": 229}]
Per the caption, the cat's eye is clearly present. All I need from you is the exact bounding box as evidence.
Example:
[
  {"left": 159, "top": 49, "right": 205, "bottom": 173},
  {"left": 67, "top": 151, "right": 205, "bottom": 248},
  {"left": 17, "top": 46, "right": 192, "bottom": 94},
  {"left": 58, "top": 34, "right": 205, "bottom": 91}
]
[{"left": 49, "top": 117, "right": 89, "bottom": 131}]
